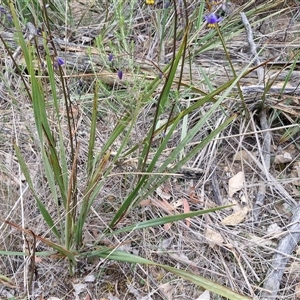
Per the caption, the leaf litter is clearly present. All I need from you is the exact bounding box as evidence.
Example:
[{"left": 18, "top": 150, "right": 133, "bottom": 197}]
[{"left": 1, "top": 0, "right": 300, "bottom": 299}]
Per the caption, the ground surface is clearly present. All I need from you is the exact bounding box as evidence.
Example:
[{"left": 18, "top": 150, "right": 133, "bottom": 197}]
[{"left": 1, "top": 0, "right": 300, "bottom": 299}]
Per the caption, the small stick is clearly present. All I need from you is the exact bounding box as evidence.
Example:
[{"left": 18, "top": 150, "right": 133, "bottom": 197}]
[
  {"left": 252, "top": 110, "right": 271, "bottom": 222},
  {"left": 240, "top": 12, "right": 264, "bottom": 83},
  {"left": 241, "top": 85, "right": 300, "bottom": 95},
  {"left": 261, "top": 204, "right": 300, "bottom": 299}
]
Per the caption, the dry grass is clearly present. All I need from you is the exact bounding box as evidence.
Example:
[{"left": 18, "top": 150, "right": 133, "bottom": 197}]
[{"left": 0, "top": 0, "right": 300, "bottom": 299}]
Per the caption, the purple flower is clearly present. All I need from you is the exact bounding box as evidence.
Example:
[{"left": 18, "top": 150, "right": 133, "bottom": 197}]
[
  {"left": 108, "top": 53, "right": 113, "bottom": 62},
  {"left": 37, "top": 27, "right": 42, "bottom": 35},
  {"left": 0, "top": 6, "right": 6, "bottom": 14},
  {"left": 117, "top": 70, "right": 123, "bottom": 80},
  {"left": 6, "top": 14, "right": 12, "bottom": 22},
  {"left": 0, "top": 6, "right": 12, "bottom": 22},
  {"left": 164, "top": 1, "right": 170, "bottom": 8},
  {"left": 53, "top": 57, "right": 64, "bottom": 69},
  {"left": 57, "top": 57, "right": 64, "bottom": 66},
  {"left": 205, "top": 13, "right": 222, "bottom": 27}
]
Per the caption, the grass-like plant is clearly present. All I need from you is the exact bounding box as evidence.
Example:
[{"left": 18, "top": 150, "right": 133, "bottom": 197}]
[{"left": 1, "top": 0, "right": 292, "bottom": 299}]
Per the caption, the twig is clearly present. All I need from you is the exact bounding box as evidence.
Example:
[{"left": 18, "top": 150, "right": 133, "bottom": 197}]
[
  {"left": 211, "top": 170, "right": 223, "bottom": 205},
  {"left": 240, "top": 12, "right": 264, "bottom": 83},
  {"left": 241, "top": 85, "right": 300, "bottom": 95},
  {"left": 252, "top": 110, "right": 271, "bottom": 222},
  {"left": 261, "top": 204, "right": 300, "bottom": 299}
]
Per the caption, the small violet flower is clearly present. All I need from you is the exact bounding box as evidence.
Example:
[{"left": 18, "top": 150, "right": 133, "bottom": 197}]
[
  {"left": 57, "top": 57, "right": 64, "bottom": 66},
  {"left": 117, "top": 70, "right": 123, "bottom": 80},
  {"left": 54, "top": 57, "right": 64, "bottom": 69},
  {"left": 108, "top": 53, "right": 113, "bottom": 62},
  {"left": 6, "top": 14, "right": 12, "bottom": 22},
  {"left": 37, "top": 27, "right": 42, "bottom": 36},
  {"left": 205, "top": 13, "right": 222, "bottom": 28},
  {"left": 0, "top": 5, "right": 12, "bottom": 22}
]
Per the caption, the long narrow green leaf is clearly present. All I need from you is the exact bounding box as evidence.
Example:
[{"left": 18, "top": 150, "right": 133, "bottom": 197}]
[
  {"left": 44, "top": 49, "right": 68, "bottom": 206},
  {"left": 108, "top": 113, "right": 181, "bottom": 228},
  {"left": 138, "top": 115, "right": 236, "bottom": 203},
  {"left": 109, "top": 30, "right": 189, "bottom": 229},
  {"left": 84, "top": 248, "right": 251, "bottom": 300},
  {"left": 106, "top": 205, "right": 232, "bottom": 236},
  {"left": 42, "top": 150, "right": 59, "bottom": 206},
  {"left": 0, "top": 218, "right": 73, "bottom": 263},
  {"left": 133, "top": 61, "right": 260, "bottom": 205},
  {"left": 97, "top": 74, "right": 162, "bottom": 158},
  {"left": 14, "top": 145, "right": 60, "bottom": 239},
  {"left": 139, "top": 27, "right": 189, "bottom": 170},
  {"left": 75, "top": 150, "right": 111, "bottom": 246},
  {"left": 10, "top": 6, "right": 68, "bottom": 210},
  {"left": 123, "top": 64, "right": 254, "bottom": 159},
  {"left": 118, "top": 114, "right": 184, "bottom": 221},
  {"left": 161, "top": 265, "right": 252, "bottom": 300}
]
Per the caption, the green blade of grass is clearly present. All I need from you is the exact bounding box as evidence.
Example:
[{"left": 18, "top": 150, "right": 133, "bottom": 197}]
[
  {"left": 83, "top": 248, "right": 251, "bottom": 300},
  {"left": 14, "top": 145, "right": 61, "bottom": 239},
  {"left": 105, "top": 205, "right": 232, "bottom": 236},
  {"left": 161, "top": 264, "right": 252, "bottom": 300},
  {"left": 0, "top": 217, "right": 75, "bottom": 266},
  {"left": 108, "top": 28, "right": 189, "bottom": 228},
  {"left": 136, "top": 114, "right": 236, "bottom": 206}
]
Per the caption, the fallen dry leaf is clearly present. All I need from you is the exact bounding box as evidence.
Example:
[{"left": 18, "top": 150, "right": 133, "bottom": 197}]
[
  {"left": 274, "top": 151, "right": 292, "bottom": 164},
  {"left": 84, "top": 274, "right": 95, "bottom": 282},
  {"left": 291, "top": 161, "right": 300, "bottom": 186},
  {"left": 295, "top": 282, "right": 300, "bottom": 299},
  {"left": 152, "top": 198, "right": 174, "bottom": 213},
  {"left": 189, "top": 185, "right": 203, "bottom": 204},
  {"left": 140, "top": 199, "right": 151, "bottom": 206},
  {"left": 182, "top": 198, "right": 191, "bottom": 227},
  {"left": 164, "top": 223, "right": 172, "bottom": 231},
  {"left": 0, "top": 274, "right": 16, "bottom": 289},
  {"left": 233, "top": 150, "right": 257, "bottom": 163},
  {"left": 158, "top": 282, "right": 173, "bottom": 300},
  {"left": 228, "top": 171, "right": 245, "bottom": 197},
  {"left": 267, "top": 223, "right": 283, "bottom": 235},
  {"left": 196, "top": 290, "right": 210, "bottom": 300},
  {"left": 156, "top": 186, "right": 172, "bottom": 200},
  {"left": 231, "top": 199, "right": 242, "bottom": 212},
  {"left": 169, "top": 252, "right": 195, "bottom": 266},
  {"left": 221, "top": 207, "right": 248, "bottom": 226},
  {"left": 172, "top": 198, "right": 184, "bottom": 208},
  {"left": 249, "top": 234, "right": 276, "bottom": 247},
  {"left": 288, "top": 261, "right": 300, "bottom": 275},
  {"left": 205, "top": 227, "right": 224, "bottom": 247},
  {"left": 84, "top": 295, "right": 91, "bottom": 300},
  {"left": 72, "top": 282, "right": 86, "bottom": 300}
]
